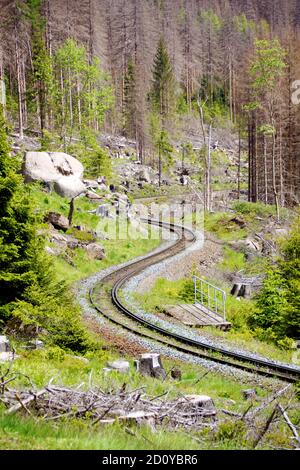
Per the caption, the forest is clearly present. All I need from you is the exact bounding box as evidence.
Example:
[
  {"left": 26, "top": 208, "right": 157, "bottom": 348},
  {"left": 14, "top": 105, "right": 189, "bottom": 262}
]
[{"left": 0, "top": 0, "right": 299, "bottom": 207}]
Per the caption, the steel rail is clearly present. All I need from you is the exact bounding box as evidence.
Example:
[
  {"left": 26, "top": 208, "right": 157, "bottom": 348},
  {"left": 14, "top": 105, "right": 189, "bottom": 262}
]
[{"left": 90, "top": 219, "right": 300, "bottom": 383}]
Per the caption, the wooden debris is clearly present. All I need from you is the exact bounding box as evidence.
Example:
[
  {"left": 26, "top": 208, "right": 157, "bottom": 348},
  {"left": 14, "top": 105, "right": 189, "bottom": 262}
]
[{"left": 277, "top": 404, "right": 300, "bottom": 447}]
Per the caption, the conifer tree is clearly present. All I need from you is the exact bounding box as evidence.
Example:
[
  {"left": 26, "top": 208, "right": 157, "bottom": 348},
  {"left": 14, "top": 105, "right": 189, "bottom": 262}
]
[
  {"left": 123, "top": 60, "right": 137, "bottom": 138},
  {"left": 150, "top": 37, "right": 176, "bottom": 123},
  {"left": 0, "top": 105, "right": 38, "bottom": 320}
]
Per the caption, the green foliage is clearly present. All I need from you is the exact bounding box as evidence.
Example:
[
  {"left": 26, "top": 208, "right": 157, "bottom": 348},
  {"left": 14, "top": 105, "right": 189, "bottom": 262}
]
[
  {"left": 156, "top": 130, "right": 174, "bottom": 167},
  {"left": 67, "top": 127, "right": 112, "bottom": 179},
  {"left": 0, "top": 108, "right": 89, "bottom": 351},
  {"left": 215, "top": 420, "right": 246, "bottom": 442},
  {"left": 123, "top": 61, "right": 137, "bottom": 138},
  {"left": 150, "top": 38, "right": 176, "bottom": 120},
  {"left": 200, "top": 10, "right": 223, "bottom": 31},
  {"left": 250, "top": 39, "right": 286, "bottom": 94},
  {"left": 250, "top": 213, "right": 300, "bottom": 343},
  {"left": 54, "top": 39, "right": 113, "bottom": 139}
]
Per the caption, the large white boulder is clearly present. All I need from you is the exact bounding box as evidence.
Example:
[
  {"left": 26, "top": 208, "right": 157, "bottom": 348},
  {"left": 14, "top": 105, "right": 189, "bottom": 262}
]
[
  {"left": 54, "top": 176, "right": 86, "bottom": 198},
  {"left": 23, "top": 152, "right": 84, "bottom": 184}
]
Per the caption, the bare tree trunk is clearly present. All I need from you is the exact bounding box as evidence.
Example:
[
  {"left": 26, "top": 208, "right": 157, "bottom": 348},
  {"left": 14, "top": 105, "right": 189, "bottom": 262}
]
[
  {"left": 272, "top": 132, "right": 280, "bottom": 221},
  {"left": 237, "top": 126, "right": 241, "bottom": 200},
  {"left": 15, "top": 27, "right": 23, "bottom": 140},
  {"left": 278, "top": 121, "right": 284, "bottom": 207},
  {"left": 207, "top": 124, "right": 212, "bottom": 211},
  {"left": 263, "top": 134, "right": 268, "bottom": 205},
  {"left": 158, "top": 140, "right": 162, "bottom": 187},
  {"left": 77, "top": 79, "right": 82, "bottom": 129},
  {"left": 198, "top": 101, "right": 208, "bottom": 210},
  {"left": 229, "top": 53, "right": 233, "bottom": 122}
]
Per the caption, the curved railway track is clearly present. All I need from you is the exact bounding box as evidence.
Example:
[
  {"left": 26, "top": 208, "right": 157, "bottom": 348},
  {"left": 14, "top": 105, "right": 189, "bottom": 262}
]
[{"left": 90, "top": 219, "right": 300, "bottom": 384}]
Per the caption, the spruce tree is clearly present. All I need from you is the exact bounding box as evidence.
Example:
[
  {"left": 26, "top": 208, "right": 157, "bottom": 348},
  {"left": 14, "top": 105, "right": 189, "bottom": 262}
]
[
  {"left": 0, "top": 105, "right": 38, "bottom": 320},
  {"left": 124, "top": 60, "right": 137, "bottom": 138},
  {"left": 150, "top": 38, "right": 176, "bottom": 121}
]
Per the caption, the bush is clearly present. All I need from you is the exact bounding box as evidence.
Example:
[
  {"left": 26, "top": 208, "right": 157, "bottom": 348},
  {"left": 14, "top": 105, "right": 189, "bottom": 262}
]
[{"left": 250, "top": 212, "right": 300, "bottom": 343}]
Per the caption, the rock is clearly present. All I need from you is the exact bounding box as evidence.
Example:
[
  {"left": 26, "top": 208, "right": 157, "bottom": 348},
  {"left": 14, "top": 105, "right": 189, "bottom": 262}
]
[
  {"left": 45, "top": 212, "right": 69, "bottom": 232},
  {"left": 245, "top": 252, "right": 256, "bottom": 262},
  {"left": 67, "top": 240, "right": 84, "bottom": 250},
  {"left": 84, "top": 243, "right": 105, "bottom": 260},
  {"left": 242, "top": 389, "right": 257, "bottom": 400},
  {"left": 245, "top": 238, "right": 260, "bottom": 252},
  {"left": 45, "top": 246, "right": 57, "bottom": 256},
  {"left": 54, "top": 176, "right": 86, "bottom": 199},
  {"left": 83, "top": 179, "right": 99, "bottom": 189},
  {"left": 274, "top": 228, "right": 288, "bottom": 237},
  {"left": 135, "top": 353, "right": 167, "bottom": 379},
  {"left": 137, "top": 168, "right": 151, "bottom": 183},
  {"left": 23, "top": 152, "right": 84, "bottom": 183},
  {"left": 232, "top": 238, "right": 261, "bottom": 253},
  {"left": 86, "top": 191, "right": 103, "bottom": 201},
  {"left": 180, "top": 175, "right": 189, "bottom": 186},
  {"left": 0, "top": 335, "right": 10, "bottom": 352},
  {"left": 106, "top": 360, "right": 130, "bottom": 373},
  {"left": 27, "top": 339, "right": 45, "bottom": 350}
]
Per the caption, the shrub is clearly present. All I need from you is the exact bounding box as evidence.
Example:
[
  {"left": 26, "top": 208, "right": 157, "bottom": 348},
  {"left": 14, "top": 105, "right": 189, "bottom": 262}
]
[{"left": 250, "top": 212, "right": 300, "bottom": 343}]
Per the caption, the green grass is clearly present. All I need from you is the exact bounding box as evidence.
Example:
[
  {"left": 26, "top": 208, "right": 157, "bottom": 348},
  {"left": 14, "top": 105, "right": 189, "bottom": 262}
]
[
  {"left": 53, "top": 237, "right": 160, "bottom": 285},
  {"left": 219, "top": 247, "right": 246, "bottom": 273},
  {"left": 0, "top": 413, "right": 203, "bottom": 450},
  {"left": 30, "top": 185, "right": 161, "bottom": 284},
  {"left": 1, "top": 347, "right": 298, "bottom": 450},
  {"left": 0, "top": 347, "right": 272, "bottom": 450},
  {"left": 204, "top": 212, "right": 247, "bottom": 242}
]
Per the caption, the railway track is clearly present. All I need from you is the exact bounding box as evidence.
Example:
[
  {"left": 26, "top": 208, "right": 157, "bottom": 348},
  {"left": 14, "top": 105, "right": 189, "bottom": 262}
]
[{"left": 90, "top": 219, "right": 300, "bottom": 384}]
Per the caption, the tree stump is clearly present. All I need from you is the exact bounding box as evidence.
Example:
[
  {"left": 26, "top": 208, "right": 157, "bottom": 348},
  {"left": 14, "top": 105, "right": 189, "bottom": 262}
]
[
  {"left": 0, "top": 335, "right": 10, "bottom": 352},
  {"left": 171, "top": 368, "right": 182, "bottom": 380},
  {"left": 179, "top": 395, "right": 216, "bottom": 417},
  {"left": 135, "top": 353, "right": 167, "bottom": 379}
]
